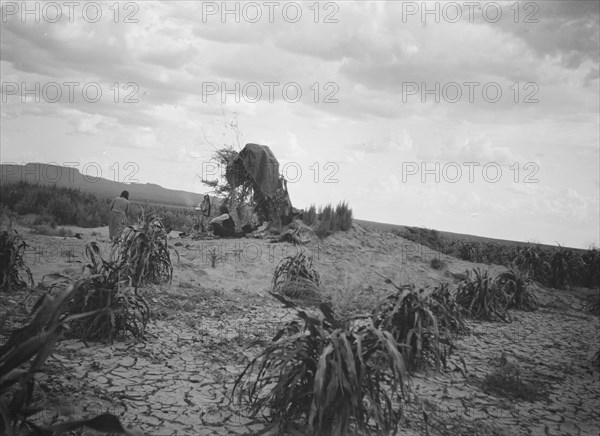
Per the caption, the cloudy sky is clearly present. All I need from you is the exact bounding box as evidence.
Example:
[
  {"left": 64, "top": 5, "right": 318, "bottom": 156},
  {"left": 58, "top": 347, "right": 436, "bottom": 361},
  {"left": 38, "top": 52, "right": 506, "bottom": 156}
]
[{"left": 1, "top": 1, "right": 598, "bottom": 248}]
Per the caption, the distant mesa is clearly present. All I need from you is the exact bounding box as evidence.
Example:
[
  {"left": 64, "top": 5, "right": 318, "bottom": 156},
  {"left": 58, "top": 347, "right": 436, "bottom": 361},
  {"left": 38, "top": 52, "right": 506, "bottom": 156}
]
[{"left": 0, "top": 162, "right": 206, "bottom": 208}]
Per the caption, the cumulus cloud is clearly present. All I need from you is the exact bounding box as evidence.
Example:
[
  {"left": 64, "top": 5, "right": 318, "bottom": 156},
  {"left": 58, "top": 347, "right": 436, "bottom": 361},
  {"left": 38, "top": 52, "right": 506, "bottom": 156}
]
[{"left": 1, "top": 1, "right": 598, "bottom": 248}]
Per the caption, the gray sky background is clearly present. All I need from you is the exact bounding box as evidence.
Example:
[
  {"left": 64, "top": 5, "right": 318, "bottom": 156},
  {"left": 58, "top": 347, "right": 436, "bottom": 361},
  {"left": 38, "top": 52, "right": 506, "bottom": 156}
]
[{"left": 1, "top": 1, "right": 598, "bottom": 248}]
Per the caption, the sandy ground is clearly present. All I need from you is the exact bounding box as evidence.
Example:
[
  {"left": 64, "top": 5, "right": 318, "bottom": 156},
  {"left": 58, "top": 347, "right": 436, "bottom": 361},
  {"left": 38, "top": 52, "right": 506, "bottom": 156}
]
[{"left": 1, "top": 223, "right": 599, "bottom": 435}]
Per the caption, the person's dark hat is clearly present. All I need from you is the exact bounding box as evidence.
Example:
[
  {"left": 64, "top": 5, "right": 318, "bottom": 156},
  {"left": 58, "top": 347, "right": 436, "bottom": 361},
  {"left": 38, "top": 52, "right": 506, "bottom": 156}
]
[
  {"left": 219, "top": 205, "right": 229, "bottom": 214},
  {"left": 120, "top": 190, "right": 129, "bottom": 199}
]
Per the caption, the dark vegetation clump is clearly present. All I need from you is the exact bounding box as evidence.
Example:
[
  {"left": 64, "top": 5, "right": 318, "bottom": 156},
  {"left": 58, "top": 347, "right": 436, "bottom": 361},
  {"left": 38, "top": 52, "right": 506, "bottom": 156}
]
[
  {"left": 1, "top": 181, "right": 110, "bottom": 227},
  {"left": 400, "top": 226, "right": 443, "bottom": 252},
  {"left": 430, "top": 257, "right": 446, "bottom": 270},
  {"left": 314, "top": 201, "right": 353, "bottom": 239},
  {"left": 0, "top": 227, "right": 33, "bottom": 292},
  {"left": 303, "top": 204, "right": 317, "bottom": 226},
  {"left": 0, "top": 181, "right": 201, "bottom": 232}
]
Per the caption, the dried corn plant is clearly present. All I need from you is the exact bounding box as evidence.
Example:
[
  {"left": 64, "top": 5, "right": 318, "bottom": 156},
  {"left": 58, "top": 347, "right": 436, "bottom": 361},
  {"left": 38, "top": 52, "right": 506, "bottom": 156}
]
[
  {"left": 272, "top": 252, "right": 322, "bottom": 304},
  {"left": 115, "top": 213, "right": 177, "bottom": 286},
  {"left": 372, "top": 278, "right": 464, "bottom": 372},
  {"left": 495, "top": 267, "right": 538, "bottom": 312},
  {"left": 0, "top": 282, "right": 142, "bottom": 435},
  {"left": 456, "top": 268, "right": 511, "bottom": 322},
  {"left": 63, "top": 242, "right": 150, "bottom": 342},
  {"left": 233, "top": 298, "right": 409, "bottom": 436}
]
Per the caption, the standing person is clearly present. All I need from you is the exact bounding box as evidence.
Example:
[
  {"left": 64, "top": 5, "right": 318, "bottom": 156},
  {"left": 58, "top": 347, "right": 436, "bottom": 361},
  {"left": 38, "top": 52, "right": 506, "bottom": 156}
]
[
  {"left": 109, "top": 190, "right": 130, "bottom": 242},
  {"left": 208, "top": 205, "right": 235, "bottom": 237},
  {"left": 200, "top": 194, "right": 211, "bottom": 232}
]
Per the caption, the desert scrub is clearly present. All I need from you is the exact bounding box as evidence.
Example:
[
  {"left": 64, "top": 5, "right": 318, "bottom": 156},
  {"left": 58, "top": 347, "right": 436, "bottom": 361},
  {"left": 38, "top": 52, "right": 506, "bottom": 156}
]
[
  {"left": 333, "top": 201, "right": 353, "bottom": 231},
  {"left": 272, "top": 251, "right": 322, "bottom": 304},
  {"left": 233, "top": 298, "right": 409, "bottom": 436},
  {"left": 0, "top": 228, "right": 33, "bottom": 292},
  {"left": 315, "top": 204, "right": 334, "bottom": 239},
  {"left": 400, "top": 226, "right": 445, "bottom": 253},
  {"left": 313, "top": 201, "right": 353, "bottom": 238},
  {"left": 372, "top": 279, "right": 464, "bottom": 372},
  {"left": 303, "top": 204, "right": 317, "bottom": 226}
]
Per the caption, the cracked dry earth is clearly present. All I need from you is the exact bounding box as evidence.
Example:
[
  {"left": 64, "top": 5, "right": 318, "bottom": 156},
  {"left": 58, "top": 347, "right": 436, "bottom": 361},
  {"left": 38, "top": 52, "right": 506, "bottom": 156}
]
[{"left": 2, "top": 224, "right": 599, "bottom": 435}]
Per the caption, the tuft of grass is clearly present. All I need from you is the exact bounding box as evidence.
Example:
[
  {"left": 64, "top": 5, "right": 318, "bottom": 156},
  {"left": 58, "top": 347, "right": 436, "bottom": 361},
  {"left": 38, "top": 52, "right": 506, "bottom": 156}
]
[
  {"left": 303, "top": 204, "right": 317, "bottom": 226},
  {"left": 456, "top": 268, "right": 511, "bottom": 322},
  {"left": 0, "top": 227, "right": 33, "bottom": 292},
  {"left": 315, "top": 204, "right": 334, "bottom": 239},
  {"left": 334, "top": 201, "right": 353, "bottom": 231},
  {"left": 233, "top": 299, "right": 410, "bottom": 436},
  {"left": 207, "top": 247, "right": 219, "bottom": 268},
  {"left": 481, "top": 354, "right": 549, "bottom": 403},
  {"left": 312, "top": 201, "right": 353, "bottom": 238}
]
